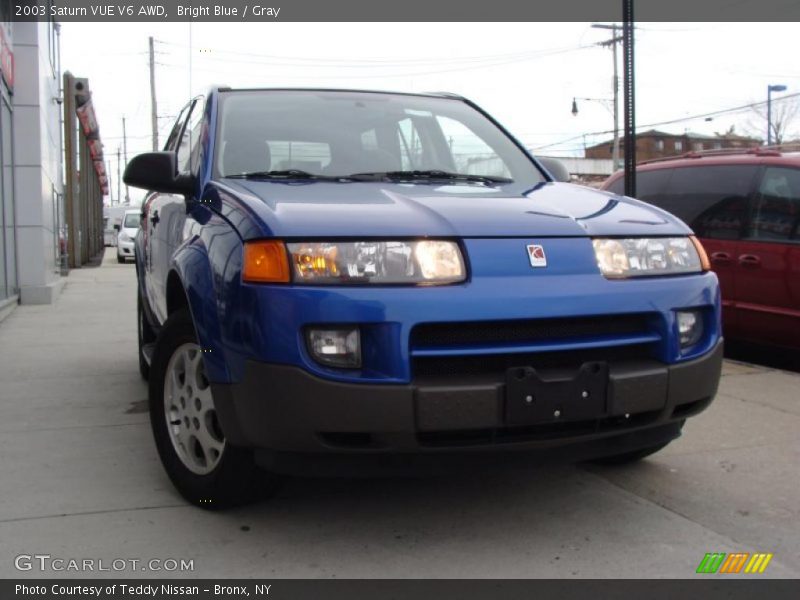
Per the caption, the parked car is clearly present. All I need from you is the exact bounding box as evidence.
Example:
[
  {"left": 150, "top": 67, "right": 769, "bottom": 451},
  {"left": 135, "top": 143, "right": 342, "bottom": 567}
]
[
  {"left": 116, "top": 209, "right": 141, "bottom": 263},
  {"left": 124, "top": 88, "right": 723, "bottom": 507},
  {"left": 104, "top": 204, "right": 133, "bottom": 247},
  {"left": 602, "top": 149, "right": 800, "bottom": 350}
]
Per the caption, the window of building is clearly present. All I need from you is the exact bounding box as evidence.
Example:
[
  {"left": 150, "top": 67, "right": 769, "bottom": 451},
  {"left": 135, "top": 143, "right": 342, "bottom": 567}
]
[
  {"left": 655, "top": 140, "right": 664, "bottom": 151},
  {"left": 692, "top": 142, "right": 704, "bottom": 152},
  {"left": 713, "top": 142, "right": 722, "bottom": 150},
  {"left": 674, "top": 140, "right": 683, "bottom": 152}
]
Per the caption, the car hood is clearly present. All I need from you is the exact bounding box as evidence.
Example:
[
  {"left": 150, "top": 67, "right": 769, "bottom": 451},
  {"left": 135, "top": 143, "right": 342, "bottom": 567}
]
[{"left": 214, "top": 180, "right": 690, "bottom": 239}]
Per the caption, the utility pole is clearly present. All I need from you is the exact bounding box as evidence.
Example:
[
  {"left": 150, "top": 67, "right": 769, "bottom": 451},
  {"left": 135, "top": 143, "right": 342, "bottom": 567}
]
[
  {"left": 122, "top": 116, "right": 130, "bottom": 204},
  {"left": 117, "top": 147, "right": 122, "bottom": 206},
  {"left": 107, "top": 160, "right": 113, "bottom": 205},
  {"left": 149, "top": 36, "right": 158, "bottom": 151},
  {"left": 592, "top": 24, "right": 622, "bottom": 172}
]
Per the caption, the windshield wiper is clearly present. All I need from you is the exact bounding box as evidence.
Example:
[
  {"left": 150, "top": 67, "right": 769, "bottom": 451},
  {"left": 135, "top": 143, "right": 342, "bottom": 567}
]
[
  {"left": 224, "top": 169, "right": 349, "bottom": 181},
  {"left": 347, "top": 170, "right": 513, "bottom": 184}
]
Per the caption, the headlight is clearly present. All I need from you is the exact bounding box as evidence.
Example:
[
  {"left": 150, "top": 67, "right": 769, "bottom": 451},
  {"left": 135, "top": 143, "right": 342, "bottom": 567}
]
[
  {"left": 118, "top": 231, "right": 129, "bottom": 242},
  {"left": 286, "top": 240, "right": 465, "bottom": 285},
  {"left": 592, "top": 236, "right": 709, "bottom": 279}
]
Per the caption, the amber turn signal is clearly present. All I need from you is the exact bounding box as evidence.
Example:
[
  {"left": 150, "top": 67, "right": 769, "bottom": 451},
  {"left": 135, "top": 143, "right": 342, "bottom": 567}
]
[
  {"left": 242, "top": 240, "right": 290, "bottom": 283},
  {"left": 689, "top": 236, "right": 711, "bottom": 272}
]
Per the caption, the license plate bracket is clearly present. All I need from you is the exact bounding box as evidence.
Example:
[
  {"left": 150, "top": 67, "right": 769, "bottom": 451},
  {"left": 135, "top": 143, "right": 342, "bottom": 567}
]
[{"left": 505, "top": 362, "right": 609, "bottom": 425}]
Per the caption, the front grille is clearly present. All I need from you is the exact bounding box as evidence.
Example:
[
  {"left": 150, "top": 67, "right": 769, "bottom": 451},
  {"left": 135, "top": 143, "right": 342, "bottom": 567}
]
[
  {"left": 411, "top": 314, "right": 652, "bottom": 349},
  {"left": 413, "top": 344, "right": 655, "bottom": 379}
]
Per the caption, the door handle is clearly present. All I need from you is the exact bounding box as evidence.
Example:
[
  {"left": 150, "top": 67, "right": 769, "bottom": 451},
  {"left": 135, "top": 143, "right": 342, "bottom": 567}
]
[
  {"left": 738, "top": 254, "right": 761, "bottom": 268},
  {"left": 710, "top": 251, "right": 731, "bottom": 264},
  {"left": 151, "top": 210, "right": 160, "bottom": 227}
]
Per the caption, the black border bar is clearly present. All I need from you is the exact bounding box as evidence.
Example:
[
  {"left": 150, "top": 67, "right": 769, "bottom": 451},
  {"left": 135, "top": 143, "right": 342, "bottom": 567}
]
[
  {"left": 11, "top": 0, "right": 800, "bottom": 22},
  {"left": 4, "top": 579, "right": 800, "bottom": 599}
]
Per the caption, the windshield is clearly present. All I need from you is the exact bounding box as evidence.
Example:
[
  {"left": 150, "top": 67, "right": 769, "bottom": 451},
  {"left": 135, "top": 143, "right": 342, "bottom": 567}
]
[
  {"left": 123, "top": 213, "right": 141, "bottom": 228},
  {"left": 215, "top": 90, "right": 544, "bottom": 186}
]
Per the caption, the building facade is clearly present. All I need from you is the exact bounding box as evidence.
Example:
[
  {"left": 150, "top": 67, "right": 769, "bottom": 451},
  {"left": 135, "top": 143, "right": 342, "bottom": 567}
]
[
  {"left": 585, "top": 129, "right": 761, "bottom": 163},
  {"left": 0, "top": 15, "right": 67, "bottom": 320}
]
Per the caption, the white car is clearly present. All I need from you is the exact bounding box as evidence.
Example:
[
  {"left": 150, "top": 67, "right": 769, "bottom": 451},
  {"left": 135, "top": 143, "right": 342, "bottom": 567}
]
[{"left": 116, "top": 209, "right": 140, "bottom": 263}]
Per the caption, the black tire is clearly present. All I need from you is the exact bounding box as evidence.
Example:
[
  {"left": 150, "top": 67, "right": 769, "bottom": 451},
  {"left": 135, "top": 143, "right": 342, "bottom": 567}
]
[
  {"left": 137, "top": 290, "right": 156, "bottom": 380},
  {"left": 148, "top": 308, "right": 279, "bottom": 508},
  {"left": 589, "top": 441, "right": 672, "bottom": 465},
  {"left": 117, "top": 254, "right": 125, "bottom": 264}
]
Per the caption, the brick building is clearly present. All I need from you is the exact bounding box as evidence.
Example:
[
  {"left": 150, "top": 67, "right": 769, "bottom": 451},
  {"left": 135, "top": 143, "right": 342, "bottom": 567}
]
[{"left": 585, "top": 129, "right": 761, "bottom": 162}]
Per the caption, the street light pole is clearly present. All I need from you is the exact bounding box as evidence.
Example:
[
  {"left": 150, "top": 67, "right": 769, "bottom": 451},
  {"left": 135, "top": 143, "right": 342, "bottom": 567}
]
[
  {"left": 767, "top": 84, "right": 787, "bottom": 146},
  {"left": 572, "top": 96, "right": 615, "bottom": 161}
]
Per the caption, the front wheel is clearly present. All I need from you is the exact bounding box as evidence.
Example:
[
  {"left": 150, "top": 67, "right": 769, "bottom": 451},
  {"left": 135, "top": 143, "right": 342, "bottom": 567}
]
[
  {"left": 117, "top": 254, "right": 125, "bottom": 264},
  {"left": 148, "top": 308, "right": 279, "bottom": 508}
]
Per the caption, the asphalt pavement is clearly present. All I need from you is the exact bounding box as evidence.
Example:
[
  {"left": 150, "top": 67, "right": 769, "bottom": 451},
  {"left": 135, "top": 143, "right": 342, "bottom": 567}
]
[{"left": 0, "top": 248, "right": 797, "bottom": 578}]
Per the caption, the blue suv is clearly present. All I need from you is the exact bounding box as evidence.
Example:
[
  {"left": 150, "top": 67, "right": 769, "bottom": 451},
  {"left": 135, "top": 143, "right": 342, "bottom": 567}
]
[{"left": 124, "top": 88, "right": 723, "bottom": 507}]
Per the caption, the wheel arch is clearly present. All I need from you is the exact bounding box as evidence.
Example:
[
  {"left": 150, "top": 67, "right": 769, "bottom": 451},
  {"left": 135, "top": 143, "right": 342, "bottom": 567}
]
[{"left": 167, "top": 243, "right": 231, "bottom": 383}]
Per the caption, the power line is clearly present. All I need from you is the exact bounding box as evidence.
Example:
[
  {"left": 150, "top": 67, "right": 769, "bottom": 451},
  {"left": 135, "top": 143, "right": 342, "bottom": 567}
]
[
  {"left": 157, "top": 46, "right": 591, "bottom": 79},
  {"left": 153, "top": 39, "right": 592, "bottom": 67},
  {"left": 530, "top": 92, "right": 800, "bottom": 151}
]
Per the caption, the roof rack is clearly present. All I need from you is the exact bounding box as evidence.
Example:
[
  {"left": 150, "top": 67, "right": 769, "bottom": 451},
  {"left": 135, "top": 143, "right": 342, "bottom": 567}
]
[{"left": 637, "top": 143, "right": 800, "bottom": 165}]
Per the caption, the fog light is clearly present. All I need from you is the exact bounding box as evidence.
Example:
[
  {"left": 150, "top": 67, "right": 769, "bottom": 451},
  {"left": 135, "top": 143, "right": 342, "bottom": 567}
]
[
  {"left": 677, "top": 310, "right": 703, "bottom": 348},
  {"left": 306, "top": 327, "right": 361, "bottom": 368}
]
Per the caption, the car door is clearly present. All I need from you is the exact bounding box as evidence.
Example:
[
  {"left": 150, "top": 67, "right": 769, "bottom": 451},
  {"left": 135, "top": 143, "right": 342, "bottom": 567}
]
[
  {"left": 144, "top": 100, "right": 195, "bottom": 324},
  {"left": 734, "top": 165, "right": 800, "bottom": 348}
]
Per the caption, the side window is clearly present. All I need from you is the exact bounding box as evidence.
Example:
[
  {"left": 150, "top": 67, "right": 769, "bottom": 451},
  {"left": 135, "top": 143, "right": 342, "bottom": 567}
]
[
  {"left": 186, "top": 97, "right": 206, "bottom": 174},
  {"left": 163, "top": 103, "right": 192, "bottom": 152},
  {"left": 606, "top": 176, "right": 624, "bottom": 196},
  {"left": 747, "top": 167, "right": 800, "bottom": 242},
  {"left": 634, "top": 169, "right": 672, "bottom": 205},
  {"left": 661, "top": 165, "right": 758, "bottom": 239},
  {"left": 176, "top": 97, "right": 204, "bottom": 174},
  {"left": 607, "top": 169, "right": 671, "bottom": 207}
]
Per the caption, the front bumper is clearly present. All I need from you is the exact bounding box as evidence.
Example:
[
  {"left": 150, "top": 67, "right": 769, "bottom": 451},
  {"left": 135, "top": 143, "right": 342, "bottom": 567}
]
[
  {"left": 117, "top": 239, "right": 134, "bottom": 257},
  {"left": 212, "top": 339, "right": 723, "bottom": 474}
]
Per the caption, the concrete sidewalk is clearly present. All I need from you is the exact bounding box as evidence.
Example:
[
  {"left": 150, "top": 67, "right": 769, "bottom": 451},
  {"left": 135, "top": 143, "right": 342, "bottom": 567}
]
[{"left": 0, "top": 248, "right": 797, "bottom": 578}]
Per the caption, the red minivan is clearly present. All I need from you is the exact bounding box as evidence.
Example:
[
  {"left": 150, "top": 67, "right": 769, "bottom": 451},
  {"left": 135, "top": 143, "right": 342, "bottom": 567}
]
[{"left": 603, "top": 149, "right": 800, "bottom": 350}]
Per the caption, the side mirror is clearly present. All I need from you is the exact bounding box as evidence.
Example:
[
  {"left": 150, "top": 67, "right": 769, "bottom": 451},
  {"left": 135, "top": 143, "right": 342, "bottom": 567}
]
[
  {"left": 113, "top": 224, "right": 120, "bottom": 231},
  {"left": 536, "top": 157, "right": 571, "bottom": 183},
  {"left": 123, "top": 152, "right": 194, "bottom": 195}
]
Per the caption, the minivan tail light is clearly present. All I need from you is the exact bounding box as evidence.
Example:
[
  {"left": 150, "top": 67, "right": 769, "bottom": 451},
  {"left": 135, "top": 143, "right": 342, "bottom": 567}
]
[{"left": 243, "top": 240, "right": 290, "bottom": 283}]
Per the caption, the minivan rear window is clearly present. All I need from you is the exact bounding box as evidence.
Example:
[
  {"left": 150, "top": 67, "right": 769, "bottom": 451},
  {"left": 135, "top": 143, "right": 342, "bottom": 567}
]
[
  {"left": 747, "top": 167, "right": 800, "bottom": 242},
  {"left": 607, "top": 169, "right": 672, "bottom": 206},
  {"left": 661, "top": 165, "right": 758, "bottom": 239},
  {"left": 612, "top": 165, "right": 758, "bottom": 239}
]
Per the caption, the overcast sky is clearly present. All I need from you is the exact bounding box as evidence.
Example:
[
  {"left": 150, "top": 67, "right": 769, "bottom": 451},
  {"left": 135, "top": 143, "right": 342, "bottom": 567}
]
[{"left": 58, "top": 22, "right": 799, "bottom": 204}]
